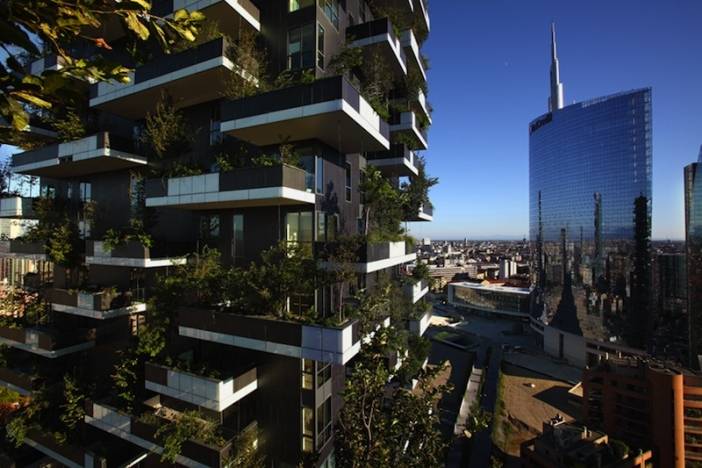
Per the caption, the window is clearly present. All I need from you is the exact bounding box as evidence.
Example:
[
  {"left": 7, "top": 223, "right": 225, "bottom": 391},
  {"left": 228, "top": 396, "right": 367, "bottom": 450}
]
[
  {"left": 345, "top": 162, "right": 352, "bottom": 202},
  {"left": 302, "top": 406, "right": 314, "bottom": 452},
  {"left": 316, "top": 212, "right": 337, "bottom": 242},
  {"left": 41, "top": 185, "right": 56, "bottom": 198},
  {"left": 316, "top": 362, "right": 331, "bottom": 388},
  {"left": 286, "top": 211, "right": 314, "bottom": 246},
  {"left": 289, "top": 0, "right": 314, "bottom": 11},
  {"left": 129, "top": 172, "right": 144, "bottom": 218},
  {"left": 209, "top": 106, "right": 222, "bottom": 146},
  {"left": 317, "top": 24, "right": 325, "bottom": 70},
  {"left": 302, "top": 359, "right": 314, "bottom": 390},
  {"left": 317, "top": 397, "right": 332, "bottom": 449},
  {"left": 200, "top": 215, "right": 221, "bottom": 241},
  {"left": 359, "top": 0, "right": 367, "bottom": 23},
  {"left": 320, "top": 0, "right": 339, "bottom": 29},
  {"left": 79, "top": 182, "right": 91, "bottom": 202},
  {"left": 232, "top": 214, "right": 244, "bottom": 265},
  {"left": 288, "top": 24, "right": 315, "bottom": 70},
  {"left": 315, "top": 156, "right": 324, "bottom": 194}
]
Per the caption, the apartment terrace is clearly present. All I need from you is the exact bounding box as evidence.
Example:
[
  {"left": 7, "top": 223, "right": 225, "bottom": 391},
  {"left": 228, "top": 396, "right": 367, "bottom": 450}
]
[
  {"left": 0, "top": 365, "right": 40, "bottom": 396},
  {"left": 220, "top": 76, "right": 390, "bottom": 153},
  {"left": 0, "top": 196, "right": 35, "bottom": 218},
  {"left": 415, "top": 0, "right": 430, "bottom": 33},
  {"left": 0, "top": 324, "right": 95, "bottom": 358},
  {"left": 85, "top": 240, "right": 188, "bottom": 268},
  {"left": 145, "top": 361, "right": 257, "bottom": 412},
  {"left": 49, "top": 287, "right": 146, "bottom": 320},
  {"left": 347, "top": 18, "right": 407, "bottom": 78},
  {"left": 11, "top": 132, "right": 146, "bottom": 178},
  {"left": 400, "top": 29, "right": 426, "bottom": 81},
  {"left": 144, "top": 164, "right": 315, "bottom": 210},
  {"left": 404, "top": 279, "right": 429, "bottom": 304},
  {"left": 178, "top": 308, "right": 363, "bottom": 365},
  {"left": 85, "top": 399, "right": 253, "bottom": 468},
  {"left": 0, "top": 239, "right": 47, "bottom": 260},
  {"left": 366, "top": 144, "right": 419, "bottom": 177},
  {"left": 390, "top": 111, "right": 429, "bottom": 150},
  {"left": 408, "top": 306, "right": 432, "bottom": 337},
  {"left": 90, "top": 38, "right": 256, "bottom": 118},
  {"left": 317, "top": 240, "right": 417, "bottom": 274},
  {"left": 405, "top": 203, "right": 433, "bottom": 222},
  {"left": 24, "top": 430, "right": 92, "bottom": 468}
]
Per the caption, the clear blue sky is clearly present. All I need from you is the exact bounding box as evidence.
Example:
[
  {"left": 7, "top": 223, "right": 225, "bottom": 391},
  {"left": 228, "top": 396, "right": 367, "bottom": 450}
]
[{"left": 410, "top": 0, "right": 702, "bottom": 240}]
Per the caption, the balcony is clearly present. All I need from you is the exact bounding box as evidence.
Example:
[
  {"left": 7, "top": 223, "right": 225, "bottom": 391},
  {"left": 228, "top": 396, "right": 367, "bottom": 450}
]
[
  {"left": 49, "top": 287, "right": 146, "bottom": 320},
  {"left": 0, "top": 325, "right": 95, "bottom": 358},
  {"left": 390, "top": 111, "right": 428, "bottom": 150},
  {"left": 220, "top": 76, "right": 390, "bottom": 153},
  {"left": 85, "top": 240, "right": 188, "bottom": 268},
  {"left": 415, "top": 89, "right": 431, "bottom": 123},
  {"left": 415, "top": 0, "right": 430, "bottom": 33},
  {"left": 29, "top": 54, "right": 66, "bottom": 75},
  {"left": 317, "top": 240, "right": 417, "bottom": 274},
  {"left": 11, "top": 132, "right": 146, "bottom": 178},
  {"left": 367, "top": 144, "right": 418, "bottom": 177},
  {"left": 347, "top": 18, "right": 407, "bottom": 78},
  {"left": 178, "top": 308, "right": 362, "bottom": 365},
  {"left": 145, "top": 362, "right": 257, "bottom": 412},
  {"left": 0, "top": 239, "right": 47, "bottom": 260},
  {"left": 405, "top": 203, "right": 433, "bottom": 222},
  {"left": 97, "top": 0, "right": 260, "bottom": 42},
  {"left": 0, "top": 366, "right": 40, "bottom": 396},
  {"left": 0, "top": 197, "right": 35, "bottom": 218},
  {"left": 85, "top": 400, "right": 254, "bottom": 468},
  {"left": 0, "top": 115, "right": 57, "bottom": 144},
  {"left": 408, "top": 306, "right": 432, "bottom": 336},
  {"left": 90, "top": 38, "right": 255, "bottom": 119},
  {"left": 144, "top": 164, "right": 315, "bottom": 210},
  {"left": 404, "top": 279, "right": 429, "bottom": 304},
  {"left": 400, "top": 29, "right": 426, "bottom": 81},
  {"left": 24, "top": 430, "right": 90, "bottom": 468}
]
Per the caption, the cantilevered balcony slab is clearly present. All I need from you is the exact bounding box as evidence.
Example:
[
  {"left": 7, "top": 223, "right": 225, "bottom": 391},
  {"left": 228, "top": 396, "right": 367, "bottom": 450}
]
[
  {"left": 0, "top": 116, "right": 57, "bottom": 145},
  {"left": 390, "top": 111, "right": 428, "bottom": 150},
  {"left": 90, "top": 38, "right": 256, "bottom": 119},
  {"left": 0, "top": 240, "right": 46, "bottom": 260},
  {"left": 178, "top": 308, "right": 362, "bottom": 365},
  {"left": 11, "top": 132, "right": 146, "bottom": 178},
  {"left": 415, "top": 0, "right": 430, "bottom": 33},
  {"left": 0, "top": 366, "right": 40, "bottom": 396},
  {"left": 400, "top": 29, "right": 426, "bottom": 81},
  {"left": 0, "top": 326, "right": 95, "bottom": 358},
  {"left": 414, "top": 89, "right": 432, "bottom": 123},
  {"left": 145, "top": 362, "right": 257, "bottom": 412},
  {"left": 318, "top": 241, "right": 417, "bottom": 274},
  {"left": 0, "top": 197, "right": 34, "bottom": 218},
  {"left": 85, "top": 240, "right": 188, "bottom": 268},
  {"left": 220, "top": 76, "right": 390, "bottom": 153},
  {"left": 405, "top": 204, "right": 433, "bottom": 222},
  {"left": 408, "top": 308, "right": 432, "bottom": 337},
  {"left": 367, "top": 144, "right": 418, "bottom": 177},
  {"left": 145, "top": 165, "right": 315, "bottom": 210},
  {"left": 347, "top": 18, "right": 407, "bottom": 78},
  {"left": 49, "top": 288, "right": 146, "bottom": 320},
  {"left": 404, "top": 279, "right": 429, "bottom": 304}
]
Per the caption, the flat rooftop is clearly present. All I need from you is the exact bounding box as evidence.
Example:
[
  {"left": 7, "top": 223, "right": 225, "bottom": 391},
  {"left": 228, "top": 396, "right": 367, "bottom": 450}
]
[{"left": 450, "top": 281, "right": 532, "bottom": 295}]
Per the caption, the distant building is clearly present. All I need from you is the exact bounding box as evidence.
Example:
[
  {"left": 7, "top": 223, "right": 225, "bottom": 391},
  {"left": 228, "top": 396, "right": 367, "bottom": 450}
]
[
  {"left": 448, "top": 280, "right": 532, "bottom": 318},
  {"left": 499, "top": 258, "right": 517, "bottom": 279},
  {"left": 421, "top": 237, "right": 431, "bottom": 246},
  {"left": 650, "top": 253, "right": 688, "bottom": 363},
  {"left": 583, "top": 357, "right": 702, "bottom": 468},
  {"left": 520, "top": 415, "right": 653, "bottom": 468},
  {"left": 529, "top": 24, "right": 653, "bottom": 351},
  {"left": 685, "top": 146, "right": 702, "bottom": 368}
]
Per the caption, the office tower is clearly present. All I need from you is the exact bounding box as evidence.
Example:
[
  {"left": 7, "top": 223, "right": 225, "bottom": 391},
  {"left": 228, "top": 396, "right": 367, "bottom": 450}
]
[
  {"left": 0, "top": 1, "right": 433, "bottom": 466},
  {"left": 529, "top": 24, "right": 653, "bottom": 352},
  {"left": 499, "top": 258, "right": 517, "bottom": 279},
  {"left": 582, "top": 357, "right": 702, "bottom": 468},
  {"left": 650, "top": 253, "right": 688, "bottom": 363},
  {"left": 685, "top": 146, "right": 702, "bottom": 368}
]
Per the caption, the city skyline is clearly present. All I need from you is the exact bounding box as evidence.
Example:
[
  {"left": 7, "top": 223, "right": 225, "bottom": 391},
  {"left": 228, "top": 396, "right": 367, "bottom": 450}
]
[{"left": 409, "top": 0, "right": 702, "bottom": 241}]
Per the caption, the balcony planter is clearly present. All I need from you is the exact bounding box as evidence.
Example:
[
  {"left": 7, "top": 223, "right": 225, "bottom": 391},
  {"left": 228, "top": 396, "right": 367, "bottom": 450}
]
[
  {"left": 50, "top": 287, "right": 145, "bottom": 319},
  {"left": 144, "top": 164, "right": 315, "bottom": 210},
  {"left": 0, "top": 325, "right": 95, "bottom": 358},
  {"left": 316, "top": 240, "right": 417, "bottom": 274},
  {"left": 0, "top": 366, "right": 39, "bottom": 394},
  {"left": 0, "top": 239, "right": 46, "bottom": 259},
  {"left": 220, "top": 76, "right": 390, "bottom": 153},
  {"left": 86, "top": 239, "right": 188, "bottom": 268},
  {"left": 366, "top": 144, "right": 418, "bottom": 177},
  {"left": 390, "top": 111, "right": 428, "bottom": 150},
  {"left": 178, "top": 308, "right": 362, "bottom": 365},
  {"left": 408, "top": 307, "right": 432, "bottom": 336},
  {"left": 400, "top": 29, "right": 426, "bottom": 81},
  {"left": 347, "top": 18, "right": 407, "bottom": 78},
  {"left": 403, "top": 279, "right": 429, "bottom": 304},
  {"left": 11, "top": 132, "right": 146, "bottom": 178},
  {"left": 145, "top": 362, "right": 258, "bottom": 412},
  {"left": 0, "top": 197, "right": 35, "bottom": 218},
  {"left": 25, "top": 429, "right": 87, "bottom": 468}
]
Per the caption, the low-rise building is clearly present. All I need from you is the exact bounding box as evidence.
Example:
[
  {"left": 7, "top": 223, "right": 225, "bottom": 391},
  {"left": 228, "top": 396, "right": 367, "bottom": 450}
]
[{"left": 448, "top": 280, "right": 532, "bottom": 318}]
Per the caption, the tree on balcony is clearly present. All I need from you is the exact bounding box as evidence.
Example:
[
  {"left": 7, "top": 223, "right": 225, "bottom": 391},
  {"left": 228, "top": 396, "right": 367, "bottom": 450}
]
[
  {"left": 360, "top": 166, "right": 406, "bottom": 242},
  {"left": 0, "top": 1, "right": 205, "bottom": 142},
  {"left": 401, "top": 156, "right": 437, "bottom": 220}
]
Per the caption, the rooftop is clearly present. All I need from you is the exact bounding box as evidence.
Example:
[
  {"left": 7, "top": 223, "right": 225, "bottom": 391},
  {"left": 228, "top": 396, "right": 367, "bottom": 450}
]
[{"left": 450, "top": 280, "right": 532, "bottom": 295}]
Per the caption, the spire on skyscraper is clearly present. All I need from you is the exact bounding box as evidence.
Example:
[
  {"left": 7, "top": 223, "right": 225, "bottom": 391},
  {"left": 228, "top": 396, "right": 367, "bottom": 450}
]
[{"left": 549, "top": 22, "right": 565, "bottom": 112}]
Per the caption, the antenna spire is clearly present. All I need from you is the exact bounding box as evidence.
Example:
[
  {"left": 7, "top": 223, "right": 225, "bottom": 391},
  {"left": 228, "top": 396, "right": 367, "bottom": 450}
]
[{"left": 549, "top": 22, "right": 565, "bottom": 112}]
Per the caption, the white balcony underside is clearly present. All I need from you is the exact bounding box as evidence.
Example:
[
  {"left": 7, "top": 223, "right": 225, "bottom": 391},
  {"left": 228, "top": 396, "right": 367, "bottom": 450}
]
[
  {"left": 367, "top": 157, "right": 418, "bottom": 176},
  {"left": 12, "top": 149, "right": 147, "bottom": 177},
  {"left": 145, "top": 378, "right": 257, "bottom": 412},
  {"left": 0, "top": 336, "right": 94, "bottom": 358},
  {"left": 52, "top": 302, "right": 147, "bottom": 320},
  {"left": 85, "top": 257, "right": 187, "bottom": 268}
]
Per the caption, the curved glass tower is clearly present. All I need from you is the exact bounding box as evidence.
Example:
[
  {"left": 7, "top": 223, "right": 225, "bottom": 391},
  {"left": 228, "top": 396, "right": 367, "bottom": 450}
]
[{"left": 529, "top": 29, "right": 652, "bottom": 348}]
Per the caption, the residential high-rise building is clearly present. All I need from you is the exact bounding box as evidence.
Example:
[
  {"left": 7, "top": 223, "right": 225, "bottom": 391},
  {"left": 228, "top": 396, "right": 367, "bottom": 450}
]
[
  {"left": 529, "top": 24, "right": 653, "bottom": 359},
  {"left": 685, "top": 146, "right": 702, "bottom": 368},
  {"left": 582, "top": 357, "right": 702, "bottom": 468},
  {"left": 0, "top": 1, "right": 433, "bottom": 466}
]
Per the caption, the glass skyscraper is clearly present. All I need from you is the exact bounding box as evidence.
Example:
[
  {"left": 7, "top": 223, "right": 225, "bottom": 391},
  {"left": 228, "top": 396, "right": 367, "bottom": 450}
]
[
  {"left": 685, "top": 147, "right": 702, "bottom": 367},
  {"left": 529, "top": 26, "right": 653, "bottom": 349}
]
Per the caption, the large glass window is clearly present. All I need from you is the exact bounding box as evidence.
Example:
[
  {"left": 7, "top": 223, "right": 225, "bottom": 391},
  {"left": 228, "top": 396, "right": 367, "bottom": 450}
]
[
  {"left": 317, "top": 397, "right": 332, "bottom": 449},
  {"left": 316, "top": 156, "right": 324, "bottom": 194},
  {"left": 345, "top": 161, "right": 352, "bottom": 202},
  {"left": 302, "top": 359, "right": 314, "bottom": 390},
  {"left": 302, "top": 406, "right": 314, "bottom": 452},
  {"left": 317, "top": 24, "right": 325, "bottom": 70},
  {"left": 320, "top": 0, "right": 339, "bottom": 29},
  {"left": 79, "top": 182, "right": 91, "bottom": 202},
  {"left": 316, "top": 212, "right": 337, "bottom": 242},
  {"left": 316, "top": 362, "right": 331, "bottom": 388},
  {"left": 209, "top": 106, "right": 222, "bottom": 146},
  {"left": 232, "top": 214, "right": 244, "bottom": 265},
  {"left": 289, "top": 0, "right": 314, "bottom": 11},
  {"left": 286, "top": 211, "right": 314, "bottom": 246},
  {"left": 200, "top": 215, "right": 221, "bottom": 242},
  {"left": 288, "top": 24, "right": 315, "bottom": 70}
]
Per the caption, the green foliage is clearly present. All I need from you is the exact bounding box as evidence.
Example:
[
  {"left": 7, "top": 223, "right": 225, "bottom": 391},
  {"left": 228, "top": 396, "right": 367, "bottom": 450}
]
[
  {"left": 328, "top": 46, "right": 363, "bottom": 76},
  {"left": 401, "top": 156, "right": 438, "bottom": 220},
  {"left": 59, "top": 374, "right": 84, "bottom": 433},
  {"left": 111, "top": 352, "right": 139, "bottom": 412},
  {"left": 0, "top": 1, "right": 204, "bottom": 138},
  {"left": 53, "top": 111, "right": 86, "bottom": 142},
  {"left": 412, "top": 262, "right": 431, "bottom": 283},
  {"left": 0, "top": 387, "right": 21, "bottom": 405},
  {"left": 610, "top": 439, "right": 630, "bottom": 460},
  {"left": 224, "top": 29, "right": 268, "bottom": 99},
  {"left": 5, "top": 415, "right": 30, "bottom": 448},
  {"left": 229, "top": 426, "right": 265, "bottom": 467},
  {"left": 24, "top": 196, "right": 80, "bottom": 267},
  {"left": 102, "top": 218, "right": 153, "bottom": 252},
  {"left": 360, "top": 166, "right": 406, "bottom": 242},
  {"left": 156, "top": 410, "right": 225, "bottom": 463},
  {"left": 142, "top": 93, "right": 191, "bottom": 159},
  {"left": 465, "top": 403, "right": 492, "bottom": 436}
]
